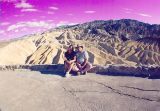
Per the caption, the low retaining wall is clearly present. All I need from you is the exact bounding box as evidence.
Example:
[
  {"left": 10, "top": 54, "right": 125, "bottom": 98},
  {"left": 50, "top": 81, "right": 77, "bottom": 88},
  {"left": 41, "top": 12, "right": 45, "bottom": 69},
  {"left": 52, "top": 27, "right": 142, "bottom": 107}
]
[
  {"left": 0, "top": 64, "right": 159, "bottom": 78},
  {"left": 0, "top": 64, "right": 63, "bottom": 72},
  {"left": 90, "top": 65, "right": 160, "bottom": 77}
]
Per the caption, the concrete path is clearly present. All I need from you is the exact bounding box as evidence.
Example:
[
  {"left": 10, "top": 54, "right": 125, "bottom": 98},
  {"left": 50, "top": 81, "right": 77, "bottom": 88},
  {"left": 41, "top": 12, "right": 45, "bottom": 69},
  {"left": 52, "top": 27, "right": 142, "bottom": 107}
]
[{"left": 0, "top": 71, "right": 160, "bottom": 111}]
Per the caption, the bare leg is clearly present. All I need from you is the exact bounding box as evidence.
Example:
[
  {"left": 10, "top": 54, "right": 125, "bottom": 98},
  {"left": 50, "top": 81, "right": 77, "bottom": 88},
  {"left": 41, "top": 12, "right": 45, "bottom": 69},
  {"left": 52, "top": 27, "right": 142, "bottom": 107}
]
[
  {"left": 76, "top": 63, "right": 82, "bottom": 71},
  {"left": 81, "top": 63, "right": 92, "bottom": 72},
  {"left": 66, "top": 63, "right": 74, "bottom": 73},
  {"left": 72, "top": 64, "right": 79, "bottom": 72}
]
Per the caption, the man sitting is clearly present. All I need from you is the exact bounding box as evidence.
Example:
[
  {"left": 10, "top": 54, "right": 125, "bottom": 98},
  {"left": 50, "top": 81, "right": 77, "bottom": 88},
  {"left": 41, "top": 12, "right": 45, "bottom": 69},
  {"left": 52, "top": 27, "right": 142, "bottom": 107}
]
[{"left": 76, "top": 45, "right": 92, "bottom": 75}]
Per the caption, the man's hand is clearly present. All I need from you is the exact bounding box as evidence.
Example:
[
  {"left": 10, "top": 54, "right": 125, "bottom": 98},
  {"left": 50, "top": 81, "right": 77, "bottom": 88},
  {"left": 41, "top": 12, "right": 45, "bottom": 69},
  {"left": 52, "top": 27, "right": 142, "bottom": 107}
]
[
  {"left": 76, "top": 63, "right": 82, "bottom": 70},
  {"left": 81, "top": 65, "right": 85, "bottom": 69}
]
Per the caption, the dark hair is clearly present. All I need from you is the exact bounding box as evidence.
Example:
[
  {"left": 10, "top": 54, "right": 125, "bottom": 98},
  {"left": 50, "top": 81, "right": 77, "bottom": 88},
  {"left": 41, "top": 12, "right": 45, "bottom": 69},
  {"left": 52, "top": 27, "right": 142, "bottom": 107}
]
[
  {"left": 68, "top": 45, "right": 74, "bottom": 52},
  {"left": 79, "top": 46, "right": 83, "bottom": 49}
]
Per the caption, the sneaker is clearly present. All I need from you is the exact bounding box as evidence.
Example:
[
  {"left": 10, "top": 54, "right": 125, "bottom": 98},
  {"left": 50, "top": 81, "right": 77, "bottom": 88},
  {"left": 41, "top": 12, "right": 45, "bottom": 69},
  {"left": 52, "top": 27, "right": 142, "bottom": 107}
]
[
  {"left": 77, "top": 71, "right": 81, "bottom": 76},
  {"left": 84, "top": 71, "right": 87, "bottom": 75},
  {"left": 65, "top": 72, "right": 71, "bottom": 78},
  {"left": 81, "top": 71, "right": 87, "bottom": 75}
]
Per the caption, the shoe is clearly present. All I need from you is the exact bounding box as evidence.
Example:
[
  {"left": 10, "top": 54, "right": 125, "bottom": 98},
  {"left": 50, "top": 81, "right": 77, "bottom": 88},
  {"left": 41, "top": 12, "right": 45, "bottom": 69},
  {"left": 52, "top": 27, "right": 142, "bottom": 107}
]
[
  {"left": 65, "top": 72, "right": 71, "bottom": 78},
  {"left": 81, "top": 71, "right": 87, "bottom": 75},
  {"left": 77, "top": 71, "right": 81, "bottom": 76},
  {"left": 84, "top": 71, "right": 87, "bottom": 75}
]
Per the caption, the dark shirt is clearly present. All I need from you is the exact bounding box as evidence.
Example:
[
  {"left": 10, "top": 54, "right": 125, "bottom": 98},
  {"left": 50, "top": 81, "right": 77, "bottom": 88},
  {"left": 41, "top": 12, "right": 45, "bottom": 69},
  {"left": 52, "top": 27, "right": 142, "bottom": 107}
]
[{"left": 65, "top": 51, "right": 76, "bottom": 61}]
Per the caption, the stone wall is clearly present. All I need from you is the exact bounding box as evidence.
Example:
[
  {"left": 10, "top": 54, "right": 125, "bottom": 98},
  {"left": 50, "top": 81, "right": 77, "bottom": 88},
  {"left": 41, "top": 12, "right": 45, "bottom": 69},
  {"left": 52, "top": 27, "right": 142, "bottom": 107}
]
[{"left": 0, "top": 64, "right": 159, "bottom": 78}]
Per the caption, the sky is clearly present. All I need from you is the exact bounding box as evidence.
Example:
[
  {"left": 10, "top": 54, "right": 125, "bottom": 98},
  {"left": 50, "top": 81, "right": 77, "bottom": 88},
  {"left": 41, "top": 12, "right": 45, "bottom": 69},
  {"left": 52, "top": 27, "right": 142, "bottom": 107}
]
[{"left": 0, "top": 0, "right": 160, "bottom": 40}]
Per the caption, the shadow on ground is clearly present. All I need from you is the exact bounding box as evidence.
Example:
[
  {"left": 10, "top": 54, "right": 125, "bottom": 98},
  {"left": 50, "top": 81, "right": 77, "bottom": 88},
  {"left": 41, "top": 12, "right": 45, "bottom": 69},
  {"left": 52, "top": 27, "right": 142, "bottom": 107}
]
[
  {"left": 38, "top": 70, "right": 65, "bottom": 77},
  {"left": 30, "top": 64, "right": 78, "bottom": 77},
  {"left": 38, "top": 70, "right": 79, "bottom": 77},
  {"left": 29, "top": 64, "right": 65, "bottom": 77}
]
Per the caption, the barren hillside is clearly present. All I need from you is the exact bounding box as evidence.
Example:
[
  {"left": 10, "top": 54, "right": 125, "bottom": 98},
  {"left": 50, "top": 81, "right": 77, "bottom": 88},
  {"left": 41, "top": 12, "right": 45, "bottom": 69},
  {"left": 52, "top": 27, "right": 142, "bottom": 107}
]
[{"left": 0, "top": 19, "right": 159, "bottom": 66}]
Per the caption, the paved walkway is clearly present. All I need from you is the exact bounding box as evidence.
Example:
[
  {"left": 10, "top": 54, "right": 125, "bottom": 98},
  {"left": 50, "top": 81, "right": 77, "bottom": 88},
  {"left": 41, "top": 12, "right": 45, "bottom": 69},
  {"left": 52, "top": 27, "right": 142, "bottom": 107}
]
[{"left": 0, "top": 71, "right": 160, "bottom": 111}]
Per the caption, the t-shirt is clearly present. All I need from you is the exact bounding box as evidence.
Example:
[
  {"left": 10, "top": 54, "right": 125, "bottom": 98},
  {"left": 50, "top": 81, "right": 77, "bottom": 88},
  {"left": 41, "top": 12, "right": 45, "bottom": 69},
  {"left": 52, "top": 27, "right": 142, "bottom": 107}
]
[
  {"left": 76, "top": 51, "right": 89, "bottom": 64},
  {"left": 65, "top": 51, "right": 76, "bottom": 61}
]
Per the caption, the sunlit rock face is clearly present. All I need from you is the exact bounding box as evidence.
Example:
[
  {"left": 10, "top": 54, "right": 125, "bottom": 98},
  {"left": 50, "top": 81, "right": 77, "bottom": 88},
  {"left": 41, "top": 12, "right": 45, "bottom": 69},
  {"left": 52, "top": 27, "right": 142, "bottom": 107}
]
[{"left": 0, "top": 19, "right": 159, "bottom": 66}]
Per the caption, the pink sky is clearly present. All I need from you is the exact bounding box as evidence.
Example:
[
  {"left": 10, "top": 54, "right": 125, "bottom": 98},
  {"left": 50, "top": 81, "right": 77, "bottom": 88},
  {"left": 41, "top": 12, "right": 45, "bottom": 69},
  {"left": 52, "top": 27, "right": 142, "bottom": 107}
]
[{"left": 0, "top": 0, "right": 160, "bottom": 40}]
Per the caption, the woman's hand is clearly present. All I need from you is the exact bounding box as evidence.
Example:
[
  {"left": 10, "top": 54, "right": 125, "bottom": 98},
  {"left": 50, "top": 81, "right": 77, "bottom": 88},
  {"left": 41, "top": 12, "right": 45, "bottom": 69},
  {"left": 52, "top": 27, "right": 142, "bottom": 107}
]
[
  {"left": 68, "top": 61, "right": 72, "bottom": 64},
  {"left": 67, "top": 60, "right": 74, "bottom": 65},
  {"left": 63, "top": 57, "right": 67, "bottom": 61},
  {"left": 65, "top": 60, "right": 70, "bottom": 64}
]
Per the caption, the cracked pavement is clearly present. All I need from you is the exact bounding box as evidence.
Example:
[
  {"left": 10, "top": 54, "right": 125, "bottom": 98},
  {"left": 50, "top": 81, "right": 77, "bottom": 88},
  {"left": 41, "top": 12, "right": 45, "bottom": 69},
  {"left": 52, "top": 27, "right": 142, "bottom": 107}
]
[{"left": 0, "top": 70, "right": 160, "bottom": 111}]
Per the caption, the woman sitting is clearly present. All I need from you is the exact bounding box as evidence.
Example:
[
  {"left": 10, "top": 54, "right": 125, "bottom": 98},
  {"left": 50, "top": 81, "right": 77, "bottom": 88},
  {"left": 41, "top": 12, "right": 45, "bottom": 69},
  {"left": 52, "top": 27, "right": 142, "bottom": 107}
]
[{"left": 63, "top": 45, "right": 77, "bottom": 77}]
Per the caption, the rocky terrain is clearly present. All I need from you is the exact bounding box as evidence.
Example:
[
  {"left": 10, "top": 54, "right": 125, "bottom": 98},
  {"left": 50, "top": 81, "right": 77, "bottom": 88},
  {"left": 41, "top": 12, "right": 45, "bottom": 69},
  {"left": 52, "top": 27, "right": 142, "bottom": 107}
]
[{"left": 0, "top": 19, "right": 159, "bottom": 66}]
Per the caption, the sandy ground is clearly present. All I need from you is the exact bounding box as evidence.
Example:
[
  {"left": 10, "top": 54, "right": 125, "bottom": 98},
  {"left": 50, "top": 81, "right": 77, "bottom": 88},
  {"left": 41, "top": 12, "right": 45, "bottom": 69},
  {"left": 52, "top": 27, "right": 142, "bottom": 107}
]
[{"left": 0, "top": 70, "right": 160, "bottom": 111}]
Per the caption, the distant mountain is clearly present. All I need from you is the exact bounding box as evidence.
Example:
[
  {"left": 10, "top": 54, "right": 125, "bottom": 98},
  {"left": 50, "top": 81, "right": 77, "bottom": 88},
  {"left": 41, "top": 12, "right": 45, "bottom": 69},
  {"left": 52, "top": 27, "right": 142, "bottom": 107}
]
[
  {"left": 0, "top": 19, "right": 159, "bottom": 66},
  {"left": 57, "top": 19, "right": 160, "bottom": 40}
]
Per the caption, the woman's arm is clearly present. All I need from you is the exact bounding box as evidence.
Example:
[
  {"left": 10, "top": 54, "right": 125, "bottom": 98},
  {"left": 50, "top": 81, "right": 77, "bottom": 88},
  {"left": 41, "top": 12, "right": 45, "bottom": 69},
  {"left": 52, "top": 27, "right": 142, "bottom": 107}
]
[
  {"left": 69, "top": 56, "right": 76, "bottom": 63},
  {"left": 63, "top": 53, "right": 70, "bottom": 64}
]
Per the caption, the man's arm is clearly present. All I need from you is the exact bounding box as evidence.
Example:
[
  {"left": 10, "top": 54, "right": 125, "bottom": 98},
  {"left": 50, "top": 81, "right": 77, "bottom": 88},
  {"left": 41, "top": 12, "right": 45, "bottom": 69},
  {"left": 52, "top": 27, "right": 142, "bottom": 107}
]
[
  {"left": 81, "top": 51, "right": 89, "bottom": 68},
  {"left": 81, "top": 59, "right": 87, "bottom": 68}
]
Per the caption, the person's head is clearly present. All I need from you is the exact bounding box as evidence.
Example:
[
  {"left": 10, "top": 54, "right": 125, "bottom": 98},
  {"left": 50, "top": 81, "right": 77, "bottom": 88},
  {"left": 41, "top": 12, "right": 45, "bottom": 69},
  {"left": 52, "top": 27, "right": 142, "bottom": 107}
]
[
  {"left": 75, "top": 44, "right": 79, "bottom": 51},
  {"left": 67, "top": 45, "right": 74, "bottom": 53},
  {"left": 77, "top": 45, "right": 84, "bottom": 52}
]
